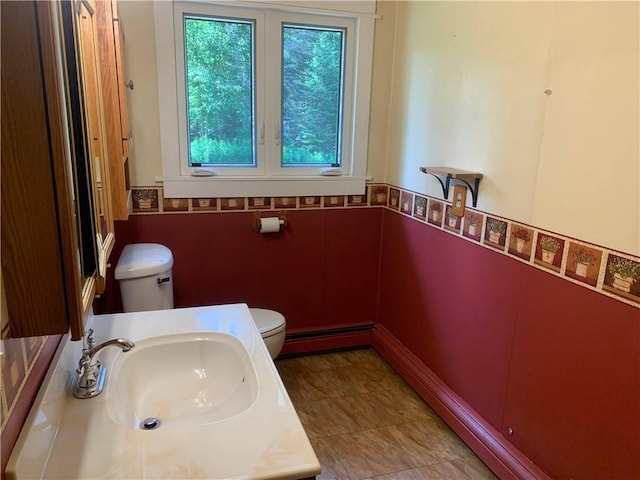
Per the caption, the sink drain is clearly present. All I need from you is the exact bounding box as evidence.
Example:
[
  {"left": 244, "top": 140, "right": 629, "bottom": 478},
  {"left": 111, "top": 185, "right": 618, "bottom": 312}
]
[{"left": 141, "top": 417, "right": 161, "bottom": 430}]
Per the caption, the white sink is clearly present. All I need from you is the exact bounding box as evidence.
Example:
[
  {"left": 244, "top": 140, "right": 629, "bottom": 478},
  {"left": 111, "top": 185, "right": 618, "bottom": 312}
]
[
  {"left": 107, "top": 333, "right": 258, "bottom": 429},
  {"left": 7, "top": 304, "right": 321, "bottom": 480}
]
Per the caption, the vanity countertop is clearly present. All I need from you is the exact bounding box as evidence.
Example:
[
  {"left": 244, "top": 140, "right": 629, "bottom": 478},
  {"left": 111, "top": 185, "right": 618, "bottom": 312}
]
[{"left": 7, "top": 304, "right": 321, "bottom": 480}]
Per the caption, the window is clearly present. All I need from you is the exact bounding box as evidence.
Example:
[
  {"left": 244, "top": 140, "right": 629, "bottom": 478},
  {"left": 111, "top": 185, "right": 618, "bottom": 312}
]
[
  {"left": 184, "top": 15, "right": 256, "bottom": 168},
  {"left": 155, "top": 1, "right": 375, "bottom": 197},
  {"left": 281, "top": 23, "right": 345, "bottom": 169}
]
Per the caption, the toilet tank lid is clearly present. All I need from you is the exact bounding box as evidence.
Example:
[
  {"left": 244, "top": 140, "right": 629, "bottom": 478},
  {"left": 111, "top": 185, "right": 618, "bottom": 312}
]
[
  {"left": 115, "top": 243, "right": 174, "bottom": 280},
  {"left": 249, "top": 308, "right": 286, "bottom": 335}
]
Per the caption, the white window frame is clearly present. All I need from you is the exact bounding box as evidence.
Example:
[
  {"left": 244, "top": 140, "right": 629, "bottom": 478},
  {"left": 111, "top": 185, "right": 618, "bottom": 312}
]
[
  {"left": 270, "top": 13, "right": 353, "bottom": 177},
  {"left": 154, "top": 0, "right": 375, "bottom": 198}
]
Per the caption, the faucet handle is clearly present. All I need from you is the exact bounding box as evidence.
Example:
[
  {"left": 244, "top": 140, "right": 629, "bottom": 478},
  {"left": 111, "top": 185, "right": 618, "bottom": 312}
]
[
  {"left": 75, "top": 359, "right": 86, "bottom": 378},
  {"left": 76, "top": 350, "right": 90, "bottom": 377},
  {"left": 86, "top": 328, "right": 95, "bottom": 349}
]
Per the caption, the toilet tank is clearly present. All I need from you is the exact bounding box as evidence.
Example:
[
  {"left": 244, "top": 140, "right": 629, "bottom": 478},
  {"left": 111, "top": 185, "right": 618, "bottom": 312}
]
[{"left": 114, "top": 243, "right": 174, "bottom": 313}]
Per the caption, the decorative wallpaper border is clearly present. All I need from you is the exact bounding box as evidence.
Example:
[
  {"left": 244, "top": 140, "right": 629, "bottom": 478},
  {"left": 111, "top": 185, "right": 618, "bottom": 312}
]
[
  {"left": 0, "top": 334, "right": 46, "bottom": 431},
  {"left": 388, "top": 185, "right": 640, "bottom": 309},
  {"left": 130, "top": 184, "right": 640, "bottom": 308},
  {"left": 130, "top": 186, "right": 374, "bottom": 214}
]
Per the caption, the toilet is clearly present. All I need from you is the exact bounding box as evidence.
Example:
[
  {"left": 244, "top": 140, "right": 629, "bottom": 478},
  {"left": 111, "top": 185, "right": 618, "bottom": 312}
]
[
  {"left": 248, "top": 308, "right": 286, "bottom": 359},
  {"left": 114, "top": 243, "right": 174, "bottom": 313},
  {"left": 114, "top": 243, "right": 286, "bottom": 359}
]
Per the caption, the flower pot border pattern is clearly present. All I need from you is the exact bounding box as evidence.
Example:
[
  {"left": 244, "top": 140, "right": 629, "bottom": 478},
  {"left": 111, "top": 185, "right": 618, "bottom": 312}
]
[
  {"left": 565, "top": 243, "right": 602, "bottom": 287},
  {"left": 129, "top": 184, "right": 640, "bottom": 307},
  {"left": 400, "top": 191, "right": 413, "bottom": 215},
  {"left": 444, "top": 205, "right": 461, "bottom": 233},
  {"left": 427, "top": 199, "right": 444, "bottom": 227},
  {"left": 508, "top": 225, "right": 534, "bottom": 261},
  {"left": 462, "top": 211, "right": 484, "bottom": 242},
  {"left": 413, "top": 195, "right": 428, "bottom": 221},
  {"left": 388, "top": 188, "right": 401, "bottom": 211},
  {"left": 484, "top": 217, "right": 508, "bottom": 251},
  {"left": 534, "top": 234, "right": 565, "bottom": 273},
  {"left": 132, "top": 188, "right": 160, "bottom": 213},
  {"left": 162, "top": 197, "right": 188, "bottom": 212}
]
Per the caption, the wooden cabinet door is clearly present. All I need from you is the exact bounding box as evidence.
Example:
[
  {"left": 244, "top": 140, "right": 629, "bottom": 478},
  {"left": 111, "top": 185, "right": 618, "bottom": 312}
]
[
  {"left": 112, "top": 0, "right": 131, "bottom": 160},
  {"left": 1, "top": 1, "right": 89, "bottom": 338},
  {"left": 96, "top": 0, "right": 131, "bottom": 221}
]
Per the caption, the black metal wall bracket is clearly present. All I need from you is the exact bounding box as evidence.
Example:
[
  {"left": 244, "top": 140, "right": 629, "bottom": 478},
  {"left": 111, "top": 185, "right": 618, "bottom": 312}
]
[{"left": 419, "top": 167, "right": 483, "bottom": 207}]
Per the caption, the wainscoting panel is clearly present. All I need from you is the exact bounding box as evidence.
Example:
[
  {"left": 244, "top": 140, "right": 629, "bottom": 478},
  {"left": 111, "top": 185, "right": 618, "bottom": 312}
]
[{"left": 377, "top": 208, "right": 640, "bottom": 480}]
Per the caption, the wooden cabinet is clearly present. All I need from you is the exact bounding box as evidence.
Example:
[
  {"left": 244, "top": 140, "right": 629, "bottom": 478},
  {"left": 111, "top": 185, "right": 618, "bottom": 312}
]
[
  {"left": 96, "top": 0, "right": 131, "bottom": 221},
  {"left": 1, "top": 0, "right": 123, "bottom": 339},
  {"left": 1, "top": 1, "right": 94, "bottom": 340}
]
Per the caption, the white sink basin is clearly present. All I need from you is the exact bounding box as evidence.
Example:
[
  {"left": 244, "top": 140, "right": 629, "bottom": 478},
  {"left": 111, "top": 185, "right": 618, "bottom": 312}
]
[
  {"left": 107, "top": 333, "right": 258, "bottom": 429},
  {"left": 7, "top": 304, "right": 320, "bottom": 480}
]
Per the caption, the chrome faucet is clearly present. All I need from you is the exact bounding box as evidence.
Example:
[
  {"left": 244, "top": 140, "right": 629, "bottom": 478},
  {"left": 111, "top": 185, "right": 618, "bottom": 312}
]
[{"left": 73, "top": 329, "right": 135, "bottom": 399}]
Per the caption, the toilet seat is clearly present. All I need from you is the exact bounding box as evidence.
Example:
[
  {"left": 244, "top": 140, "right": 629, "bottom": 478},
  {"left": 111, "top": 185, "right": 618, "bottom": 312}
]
[{"left": 249, "top": 308, "right": 286, "bottom": 338}]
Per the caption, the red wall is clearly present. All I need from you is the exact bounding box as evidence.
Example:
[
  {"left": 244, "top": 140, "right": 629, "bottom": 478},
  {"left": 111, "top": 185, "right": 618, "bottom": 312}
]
[
  {"left": 378, "top": 210, "right": 640, "bottom": 480},
  {"left": 98, "top": 208, "right": 382, "bottom": 333},
  {"left": 96, "top": 206, "right": 640, "bottom": 479}
]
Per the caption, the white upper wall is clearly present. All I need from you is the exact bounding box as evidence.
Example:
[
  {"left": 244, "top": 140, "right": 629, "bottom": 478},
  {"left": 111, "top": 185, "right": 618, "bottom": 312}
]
[
  {"left": 119, "top": 1, "right": 639, "bottom": 254},
  {"left": 367, "top": 0, "right": 397, "bottom": 182},
  {"left": 384, "top": 1, "right": 639, "bottom": 255},
  {"left": 530, "top": 2, "right": 639, "bottom": 254},
  {"left": 119, "top": 1, "right": 162, "bottom": 186}
]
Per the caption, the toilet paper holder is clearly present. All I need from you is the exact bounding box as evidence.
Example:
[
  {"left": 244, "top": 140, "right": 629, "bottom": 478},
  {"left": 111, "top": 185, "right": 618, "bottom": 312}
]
[{"left": 253, "top": 211, "right": 287, "bottom": 233}]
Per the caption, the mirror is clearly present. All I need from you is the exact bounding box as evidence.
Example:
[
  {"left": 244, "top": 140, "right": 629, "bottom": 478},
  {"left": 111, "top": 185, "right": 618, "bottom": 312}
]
[
  {"left": 71, "top": 0, "right": 114, "bottom": 293},
  {"left": 59, "top": 0, "right": 98, "bottom": 285}
]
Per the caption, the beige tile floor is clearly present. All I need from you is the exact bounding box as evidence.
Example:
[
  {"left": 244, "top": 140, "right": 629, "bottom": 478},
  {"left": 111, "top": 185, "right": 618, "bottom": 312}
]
[{"left": 275, "top": 348, "right": 497, "bottom": 480}]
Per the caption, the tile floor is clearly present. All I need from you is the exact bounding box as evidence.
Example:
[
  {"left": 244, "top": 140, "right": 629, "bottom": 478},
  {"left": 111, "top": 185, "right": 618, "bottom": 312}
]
[{"left": 275, "top": 348, "right": 497, "bottom": 480}]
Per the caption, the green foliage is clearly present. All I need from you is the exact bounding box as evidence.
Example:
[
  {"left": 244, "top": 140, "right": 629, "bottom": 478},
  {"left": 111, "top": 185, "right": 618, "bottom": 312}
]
[
  {"left": 282, "top": 25, "right": 343, "bottom": 166},
  {"left": 283, "top": 145, "right": 335, "bottom": 165},
  {"left": 190, "top": 137, "right": 253, "bottom": 165},
  {"left": 571, "top": 246, "right": 596, "bottom": 265},
  {"left": 185, "top": 17, "right": 253, "bottom": 165},
  {"left": 540, "top": 236, "right": 561, "bottom": 253},
  {"left": 184, "top": 18, "right": 345, "bottom": 167},
  {"left": 487, "top": 218, "right": 506, "bottom": 234},
  {"left": 133, "top": 189, "right": 156, "bottom": 201},
  {"left": 608, "top": 256, "right": 640, "bottom": 280}
]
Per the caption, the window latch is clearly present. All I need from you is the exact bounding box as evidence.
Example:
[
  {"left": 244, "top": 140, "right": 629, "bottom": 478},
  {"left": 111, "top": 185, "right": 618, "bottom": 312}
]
[
  {"left": 320, "top": 168, "right": 342, "bottom": 176},
  {"left": 259, "top": 119, "right": 265, "bottom": 145},
  {"left": 274, "top": 120, "right": 281, "bottom": 146},
  {"left": 191, "top": 169, "right": 217, "bottom": 177}
]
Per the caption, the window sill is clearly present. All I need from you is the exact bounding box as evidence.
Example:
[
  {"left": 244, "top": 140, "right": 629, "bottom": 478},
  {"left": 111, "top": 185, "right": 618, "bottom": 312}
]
[{"left": 162, "top": 176, "right": 367, "bottom": 198}]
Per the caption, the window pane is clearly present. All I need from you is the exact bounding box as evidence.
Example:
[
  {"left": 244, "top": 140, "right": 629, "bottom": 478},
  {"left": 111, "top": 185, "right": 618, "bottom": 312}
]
[
  {"left": 184, "top": 16, "right": 254, "bottom": 166},
  {"left": 282, "top": 24, "right": 344, "bottom": 167}
]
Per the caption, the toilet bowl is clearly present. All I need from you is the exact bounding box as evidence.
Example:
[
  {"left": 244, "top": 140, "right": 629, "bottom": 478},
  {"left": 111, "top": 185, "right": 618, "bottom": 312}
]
[
  {"left": 249, "top": 308, "right": 286, "bottom": 359},
  {"left": 115, "top": 244, "right": 286, "bottom": 359}
]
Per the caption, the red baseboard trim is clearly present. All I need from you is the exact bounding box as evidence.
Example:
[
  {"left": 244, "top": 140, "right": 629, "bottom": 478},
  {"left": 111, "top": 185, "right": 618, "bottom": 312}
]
[
  {"left": 280, "top": 330, "right": 374, "bottom": 357},
  {"left": 372, "top": 325, "right": 550, "bottom": 480}
]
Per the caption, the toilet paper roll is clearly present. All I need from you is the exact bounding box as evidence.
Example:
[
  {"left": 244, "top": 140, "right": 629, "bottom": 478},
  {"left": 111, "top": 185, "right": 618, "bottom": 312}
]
[{"left": 260, "top": 217, "right": 281, "bottom": 233}]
